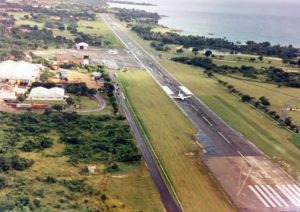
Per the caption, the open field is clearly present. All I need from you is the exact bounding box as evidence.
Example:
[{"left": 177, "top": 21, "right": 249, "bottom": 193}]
[
  {"left": 9, "top": 12, "right": 75, "bottom": 40},
  {"left": 160, "top": 59, "right": 300, "bottom": 178},
  {"left": 77, "top": 15, "right": 124, "bottom": 48},
  {"left": 216, "top": 75, "right": 300, "bottom": 122},
  {"left": 119, "top": 70, "right": 234, "bottom": 212},
  {"left": 9, "top": 12, "right": 45, "bottom": 29}
]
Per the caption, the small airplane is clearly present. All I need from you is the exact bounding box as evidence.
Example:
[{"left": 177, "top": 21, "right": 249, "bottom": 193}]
[{"left": 172, "top": 91, "right": 192, "bottom": 101}]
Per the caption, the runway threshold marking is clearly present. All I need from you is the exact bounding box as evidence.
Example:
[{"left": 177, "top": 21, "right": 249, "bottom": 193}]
[
  {"left": 254, "top": 185, "right": 277, "bottom": 207},
  {"left": 218, "top": 131, "right": 231, "bottom": 143},
  {"left": 202, "top": 116, "right": 213, "bottom": 127},
  {"left": 263, "top": 185, "right": 288, "bottom": 207},
  {"left": 277, "top": 185, "right": 300, "bottom": 206},
  {"left": 249, "top": 185, "right": 293, "bottom": 208},
  {"left": 249, "top": 185, "right": 270, "bottom": 208}
]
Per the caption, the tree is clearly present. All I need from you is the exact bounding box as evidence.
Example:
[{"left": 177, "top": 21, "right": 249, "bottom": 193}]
[
  {"left": 205, "top": 50, "right": 212, "bottom": 57},
  {"left": 176, "top": 48, "right": 184, "bottom": 53},
  {"left": 66, "top": 97, "right": 75, "bottom": 106},
  {"left": 21, "top": 140, "right": 36, "bottom": 152},
  {"left": 0, "top": 176, "right": 7, "bottom": 188},
  {"left": 51, "top": 104, "right": 63, "bottom": 111},
  {"left": 259, "top": 96, "right": 270, "bottom": 106},
  {"left": 192, "top": 47, "right": 199, "bottom": 56},
  {"left": 241, "top": 95, "right": 252, "bottom": 102},
  {"left": 17, "top": 94, "right": 26, "bottom": 103},
  {"left": 284, "top": 117, "right": 292, "bottom": 126},
  {"left": 207, "top": 72, "right": 214, "bottom": 77}
]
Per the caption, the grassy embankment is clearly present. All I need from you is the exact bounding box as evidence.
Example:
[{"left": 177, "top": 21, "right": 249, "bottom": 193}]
[
  {"left": 77, "top": 15, "right": 124, "bottom": 48},
  {"left": 110, "top": 15, "right": 300, "bottom": 178},
  {"left": 119, "top": 70, "right": 234, "bottom": 212}
]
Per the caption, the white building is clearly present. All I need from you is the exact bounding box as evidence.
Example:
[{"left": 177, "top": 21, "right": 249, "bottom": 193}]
[
  {"left": 0, "top": 90, "right": 16, "bottom": 100},
  {"left": 28, "top": 87, "right": 66, "bottom": 101},
  {"left": 75, "top": 42, "right": 89, "bottom": 50},
  {"left": 0, "top": 60, "right": 42, "bottom": 83}
]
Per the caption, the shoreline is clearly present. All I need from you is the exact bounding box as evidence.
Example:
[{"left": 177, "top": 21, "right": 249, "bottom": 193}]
[
  {"left": 108, "top": 2, "right": 300, "bottom": 48},
  {"left": 108, "top": 0, "right": 157, "bottom": 6}
]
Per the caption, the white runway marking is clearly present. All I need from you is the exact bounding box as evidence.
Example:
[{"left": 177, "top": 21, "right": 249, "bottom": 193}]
[
  {"left": 287, "top": 184, "right": 300, "bottom": 199},
  {"left": 202, "top": 116, "right": 213, "bottom": 127},
  {"left": 277, "top": 185, "right": 300, "bottom": 206},
  {"left": 249, "top": 185, "right": 294, "bottom": 208},
  {"left": 260, "top": 185, "right": 283, "bottom": 207},
  {"left": 218, "top": 131, "right": 231, "bottom": 143},
  {"left": 292, "top": 184, "right": 300, "bottom": 193},
  {"left": 249, "top": 185, "right": 270, "bottom": 208},
  {"left": 254, "top": 185, "right": 276, "bottom": 207},
  {"left": 266, "top": 185, "right": 289, "bottom": 207}
]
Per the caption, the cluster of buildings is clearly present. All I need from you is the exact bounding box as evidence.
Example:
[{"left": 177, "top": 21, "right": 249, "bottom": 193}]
[
  {"left": 0, "top": 60, "right": 42, "bottom": 101},
  {"left": 0, "top": 60, "right": 67, "bottom": 105}
]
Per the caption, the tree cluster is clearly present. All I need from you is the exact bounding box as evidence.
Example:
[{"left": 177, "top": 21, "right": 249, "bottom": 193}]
[
  {"left": 130, "top": 22, "right": 298, "bottom": 59},
  {"left": 116, "top": 8, "right": 160, "bottom": 24},
  {"left": 217, "top": 80, "right": 299, "bottom": 134}
]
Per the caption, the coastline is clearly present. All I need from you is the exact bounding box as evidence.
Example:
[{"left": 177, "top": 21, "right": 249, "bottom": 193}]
[{"left": 108, "top": 1, "right": 300, "bottom": 47}]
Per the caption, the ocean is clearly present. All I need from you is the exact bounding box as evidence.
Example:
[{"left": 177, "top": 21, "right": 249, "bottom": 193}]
[{"left": 108, "top": 0, "right": 300, "bottom": 47}]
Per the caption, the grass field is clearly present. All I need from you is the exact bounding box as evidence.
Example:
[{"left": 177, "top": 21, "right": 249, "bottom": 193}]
[
  {"left": 160, "top": 59, "right": 300, "bottom": 177},
  {"left": 216, "top": 75, "right": 300, "bottom": 121},
  {"left": 9, "top": 12, "right": 45, "bottom": 29},
  {"left": 119, "top": 70, "right": 234, "bottom": 212},
  {"left": 77, "top": 15, "right": 123, "bottom": 48},
  {"left": 9, "top": 12, "right": 75, "bottom": 40}
]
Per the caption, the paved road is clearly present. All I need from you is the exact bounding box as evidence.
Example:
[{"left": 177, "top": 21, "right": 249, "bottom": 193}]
[
  {"left": 65, "top": 94, "right": 106, "bottom": 113},
  {"left": 101, "top": 14, "right": 300, "bottom": 212},
  {"left": 109, "top": 72, "right": 181, "bottom": 212}
]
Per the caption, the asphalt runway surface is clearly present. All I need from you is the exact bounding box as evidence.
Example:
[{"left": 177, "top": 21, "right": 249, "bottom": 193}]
[{"left": 101, "top": 14, "right": 300, "bottom": 211}]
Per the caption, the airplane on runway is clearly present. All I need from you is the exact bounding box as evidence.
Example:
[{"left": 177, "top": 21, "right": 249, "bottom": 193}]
[{"left": 172, "top": 91, "right": 192, "bottom": 101}]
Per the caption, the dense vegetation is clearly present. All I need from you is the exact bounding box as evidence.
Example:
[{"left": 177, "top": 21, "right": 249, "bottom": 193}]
[
  {"left": 1, "top": 112, "right": 140, "bottom": 164},
  {"left": 0, "top": 112, "right": 140, "bottom": 210},
  {"left": 115, "top": 8, "right": 160, "bottom": 24}
]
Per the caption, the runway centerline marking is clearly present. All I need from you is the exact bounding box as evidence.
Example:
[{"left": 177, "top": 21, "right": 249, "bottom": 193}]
[
  {"left": 218, "top": 131, "right": 231, "bottom": 144},
  {"left": 202, "top": 116, "right": 213, "bottom": 127}
]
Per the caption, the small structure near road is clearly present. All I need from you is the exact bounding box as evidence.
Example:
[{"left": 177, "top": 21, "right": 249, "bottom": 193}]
[
  {"left": 87, "top": 165, "right": 97, "bottom": 174},
  {"left": 28, "top": 87, "right": 66, "bottom": 101},
  {"left": 91, "top": 72, "right": 102, "bottom": 80},
  {"left": 75, "top": 42, "right": 89, "bottom": 50}
]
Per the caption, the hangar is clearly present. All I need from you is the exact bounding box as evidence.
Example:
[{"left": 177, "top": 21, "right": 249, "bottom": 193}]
[
  {"left": 28, "top": 87, "right": 66, "bottom": 101},
  {"left": 0, "top": 60, "right": 42, "bottom": 83}
]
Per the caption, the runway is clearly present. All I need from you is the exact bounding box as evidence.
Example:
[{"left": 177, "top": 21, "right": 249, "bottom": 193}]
[{"left": 100, "top": 13, "right": 300, "bottom": 211}]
